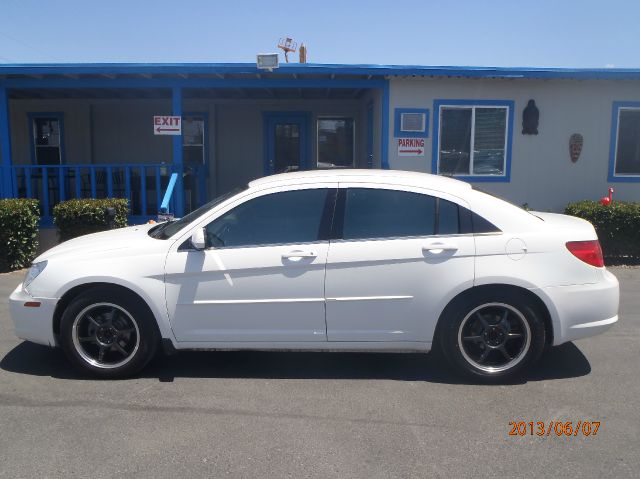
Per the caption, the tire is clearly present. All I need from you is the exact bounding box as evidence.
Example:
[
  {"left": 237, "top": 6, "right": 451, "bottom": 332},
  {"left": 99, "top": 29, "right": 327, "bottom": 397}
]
[
  {"left": 438, "top": 291, "right": 546, "bottom": 382},
  {"left": 59, "top": 287, "right": 159, "bottom": 379}
]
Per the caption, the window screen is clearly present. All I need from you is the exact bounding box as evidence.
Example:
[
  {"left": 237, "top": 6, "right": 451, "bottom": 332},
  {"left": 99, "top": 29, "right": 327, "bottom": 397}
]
[
  {"left": 401, "top": 112, "right": 426, "bottom": 132},
  {"left": 342, "top": 188, "right": 436, "bottom": 240},
  {"left": 614, "top": 108, "right": 640, "bottom": 175},
  {"left": 205, "top": 189, "right": 328, "bottom": 248}
]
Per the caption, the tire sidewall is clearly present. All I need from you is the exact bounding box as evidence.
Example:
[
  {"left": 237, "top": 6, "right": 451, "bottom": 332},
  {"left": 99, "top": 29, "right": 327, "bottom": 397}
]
[
  {"left": 59, "top": 288, "right": 159, "bottom": 379},
  {"left": 439, "top": 291, "right": 546, "bottom": 382}
]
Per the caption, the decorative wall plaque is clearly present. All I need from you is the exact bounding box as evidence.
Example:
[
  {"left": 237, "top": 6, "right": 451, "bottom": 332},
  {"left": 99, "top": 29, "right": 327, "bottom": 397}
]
[{"left": 569, "top": 133, "right": 584, "bottom": 163}]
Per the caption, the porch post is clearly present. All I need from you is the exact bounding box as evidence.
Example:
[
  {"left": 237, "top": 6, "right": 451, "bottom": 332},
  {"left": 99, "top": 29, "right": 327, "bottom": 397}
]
[
  {"left": 172, "top": 86, "right": 184, "bottom": 217},
  {"left": 0, "top": 86, "right": 13, "bottom": 198},
  {"left": 381, "top": 81, "right": 390, "bottom": 169}
]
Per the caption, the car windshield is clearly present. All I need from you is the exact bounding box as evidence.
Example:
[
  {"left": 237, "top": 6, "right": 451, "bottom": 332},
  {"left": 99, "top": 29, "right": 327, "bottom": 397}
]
[{"left": 149, "top": 186, "right": 247, "bottom": 240}]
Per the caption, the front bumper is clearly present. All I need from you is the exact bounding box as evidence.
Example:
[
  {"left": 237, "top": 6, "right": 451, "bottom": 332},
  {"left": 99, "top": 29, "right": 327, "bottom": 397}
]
[
  {"left": 9, "top": 283, "right": 58, "bottom": 347},
  {"left": 538, "top": 269, "right": 619, "bottom": 346}
]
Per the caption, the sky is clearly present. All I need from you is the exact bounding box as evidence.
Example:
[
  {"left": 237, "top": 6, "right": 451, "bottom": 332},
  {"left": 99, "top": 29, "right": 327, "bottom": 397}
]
[{"left": 0, "top": 0, "right": 638, "bottom": 68}]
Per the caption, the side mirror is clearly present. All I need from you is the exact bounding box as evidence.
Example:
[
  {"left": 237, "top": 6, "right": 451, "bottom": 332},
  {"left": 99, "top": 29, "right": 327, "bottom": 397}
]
[{"left": 191, "top": 227, "right": 206, "bottom": 250}]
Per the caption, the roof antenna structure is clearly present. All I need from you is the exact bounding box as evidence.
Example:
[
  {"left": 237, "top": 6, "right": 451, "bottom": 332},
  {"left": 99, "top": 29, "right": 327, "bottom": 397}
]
[
  {"left": 299, "top": 43, "right": 307, "bottom": 63},
  {"left": 278, "top": 37, "right": 297, "bottom": 63}
]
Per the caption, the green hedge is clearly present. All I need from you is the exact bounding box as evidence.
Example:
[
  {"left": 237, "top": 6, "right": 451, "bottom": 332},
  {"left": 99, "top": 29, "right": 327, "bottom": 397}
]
[
  {"left": 54, "top": 198, "right": 129, "bottom": 242},
  {"left": 565, "top": 200, "right": 640, "bottom": 259},
  {"left": 0, "top": 199, "right": 40, "bottom": 272}
]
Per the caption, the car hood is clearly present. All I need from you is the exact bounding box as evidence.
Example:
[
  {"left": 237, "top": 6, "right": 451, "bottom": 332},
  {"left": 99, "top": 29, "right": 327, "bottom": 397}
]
[{"left": 35, "top": 223, "right": 161, "bottom": 262}]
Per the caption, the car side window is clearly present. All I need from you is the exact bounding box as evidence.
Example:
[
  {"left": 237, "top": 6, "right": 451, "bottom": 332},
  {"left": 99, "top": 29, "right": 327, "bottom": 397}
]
[
  {"left": 438, "top": 198, "right": 460, "bottom": 235},
  {"left": 458, "top": 205, "right": 501, "bottom": 234},
  {"left": 342, "top": 188, "right": 436, "bottom": 240},
  {"left": 205, "top": 188, "right": 329, "bottom": 248}
]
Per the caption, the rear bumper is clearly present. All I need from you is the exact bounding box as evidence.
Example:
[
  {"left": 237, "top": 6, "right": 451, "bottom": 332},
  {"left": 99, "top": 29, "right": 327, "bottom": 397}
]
[
  {"left": 537, "top": 269, "right": 619, "bottom": 346},
  {"left": 9, "top": 283, "right": 58, "bottom": 347}
]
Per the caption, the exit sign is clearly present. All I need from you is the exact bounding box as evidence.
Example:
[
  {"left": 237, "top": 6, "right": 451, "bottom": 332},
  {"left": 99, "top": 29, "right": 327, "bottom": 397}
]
[{"left": 153, "top": 116, "right": 182, "bottom": 135}]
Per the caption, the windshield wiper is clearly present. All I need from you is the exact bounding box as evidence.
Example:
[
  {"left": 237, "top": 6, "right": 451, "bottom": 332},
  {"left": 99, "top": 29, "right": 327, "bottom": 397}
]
[{"left": 149, "top": 220, "right": 175, "bottom": 238}]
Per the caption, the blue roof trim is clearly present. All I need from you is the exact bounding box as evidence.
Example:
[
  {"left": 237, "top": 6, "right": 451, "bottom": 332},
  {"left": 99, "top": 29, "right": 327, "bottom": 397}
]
[{"left": 1, "top": 62, "right": 640, "bottom": 80}]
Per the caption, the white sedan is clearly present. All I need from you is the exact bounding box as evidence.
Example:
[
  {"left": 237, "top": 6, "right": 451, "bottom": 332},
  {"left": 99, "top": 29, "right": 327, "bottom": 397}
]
[{"left": 9, "top": 170, "right": 619, "bottom": 381}]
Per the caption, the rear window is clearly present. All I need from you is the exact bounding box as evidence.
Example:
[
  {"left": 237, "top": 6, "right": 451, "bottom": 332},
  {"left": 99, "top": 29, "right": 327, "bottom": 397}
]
[
  {"left": 338, "top": 188, "right": 500, "bottom": 239},
  {"left": 342, "top": 188, "right": 436, "bottom": 240}
]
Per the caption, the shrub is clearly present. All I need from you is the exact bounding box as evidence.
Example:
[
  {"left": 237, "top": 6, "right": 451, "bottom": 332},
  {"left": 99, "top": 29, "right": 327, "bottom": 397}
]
[
  {"left": 54, "top": 198, "right": 129, "bottom": 242},
  {"left": 0, "top": 199, "right": 40, "bottom": 272},
  {"left": 565, "top": 200, "right": 640, "bottom": 259}
]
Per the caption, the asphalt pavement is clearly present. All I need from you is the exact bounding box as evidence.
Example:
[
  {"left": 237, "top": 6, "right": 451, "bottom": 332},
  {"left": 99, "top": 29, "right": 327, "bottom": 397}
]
[{"left": 0, "top": 267, "right": 638, "bottom": 478}]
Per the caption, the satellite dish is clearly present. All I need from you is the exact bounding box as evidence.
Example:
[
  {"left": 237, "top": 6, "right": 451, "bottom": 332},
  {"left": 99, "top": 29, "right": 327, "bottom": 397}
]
[{"left": 278, "top": 37, "right": 298, "bottom": 63}]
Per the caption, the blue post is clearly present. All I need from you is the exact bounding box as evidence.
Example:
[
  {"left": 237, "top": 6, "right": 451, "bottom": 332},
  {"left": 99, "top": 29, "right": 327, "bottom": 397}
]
[
  {"left": 106, "top": 165, "right": 113, "bottom": 197},
  {"left": 58, "top": 166, "right": 65, "bottom": 202},
  {"left": 172, "top": 86, "right": 184, "bottom": 217},
  {"left": 140, "top": 166, "right": 147, "bottom": 215},
  {"left": 25, "top": 167, "right": 32, "bottom": 197},
  {"left": 0, "top": 86, "right": 13, "bottom": 198},
  {"left": 381, "top": 81, "right": 390, "bottom": 170},
  {"left": 74, "top": 167, "right": 81, "bottom": 198},
  {"left": 124, "top": 166, "right": 131, "bottom": 205}
]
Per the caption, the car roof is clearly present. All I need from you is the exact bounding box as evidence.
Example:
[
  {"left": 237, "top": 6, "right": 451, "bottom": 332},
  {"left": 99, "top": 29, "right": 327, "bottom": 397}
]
[{"left": 248, "top": 169, "right": 472, "bottom": 192}]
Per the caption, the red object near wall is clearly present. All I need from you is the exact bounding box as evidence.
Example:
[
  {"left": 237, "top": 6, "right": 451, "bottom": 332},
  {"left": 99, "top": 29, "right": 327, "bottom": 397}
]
[{"left": 600, "top": 187, "right": 614, "bottom": 206}]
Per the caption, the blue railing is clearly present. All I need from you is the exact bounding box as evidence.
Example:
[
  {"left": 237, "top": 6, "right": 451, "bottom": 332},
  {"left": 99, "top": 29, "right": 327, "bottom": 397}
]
[{"left": 10, "top": 163, "right": 207, "bottom": 225}]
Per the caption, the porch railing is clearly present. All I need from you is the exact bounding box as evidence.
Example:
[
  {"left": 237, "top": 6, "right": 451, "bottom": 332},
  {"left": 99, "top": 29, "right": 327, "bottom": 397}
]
[{"left": 10, "top": 163, "right": 207, "bottom": 225}]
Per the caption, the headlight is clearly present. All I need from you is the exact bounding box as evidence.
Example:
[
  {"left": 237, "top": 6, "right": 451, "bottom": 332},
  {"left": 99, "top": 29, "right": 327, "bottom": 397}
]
[{"left": 23, "top": 261, "right": 47, "bottom": 292}]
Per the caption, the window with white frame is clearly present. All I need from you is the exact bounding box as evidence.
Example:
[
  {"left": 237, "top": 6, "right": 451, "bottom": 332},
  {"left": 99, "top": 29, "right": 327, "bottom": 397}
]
[
  {"left": 32, "top": 116, "right": 62, "bottom": 165},
  {"left": 612, "top": 107, "right": 640, "bottom": 176},
  {"left": 182, "top": 115, "right": 206, "bottom": 167},
  {"left": 437, "top": 105, "right": 508, "bottom": 176}
]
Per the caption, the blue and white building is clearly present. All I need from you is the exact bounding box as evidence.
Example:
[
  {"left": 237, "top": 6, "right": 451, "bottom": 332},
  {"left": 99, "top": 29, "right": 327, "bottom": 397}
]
[{"left": 0, "top": 62, "right": 639, "bottom": 227}]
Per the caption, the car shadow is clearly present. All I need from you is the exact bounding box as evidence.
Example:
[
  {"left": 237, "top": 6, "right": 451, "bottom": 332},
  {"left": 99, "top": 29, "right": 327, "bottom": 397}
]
[{"left": 0, "top": 341, "right": 591, "bottom": 385}]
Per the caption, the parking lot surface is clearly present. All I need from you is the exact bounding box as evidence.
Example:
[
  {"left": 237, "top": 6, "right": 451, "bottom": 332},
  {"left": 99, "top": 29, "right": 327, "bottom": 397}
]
[{"left": 1, "top": 267, "right": 639, "bottom": 478}]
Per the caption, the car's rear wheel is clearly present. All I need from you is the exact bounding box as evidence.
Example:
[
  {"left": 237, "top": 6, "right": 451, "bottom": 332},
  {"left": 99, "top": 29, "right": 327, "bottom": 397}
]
[
  {"left": 439, "top": 292, "right": 546, "bottom": 382},
  {"left": 59, "top": 288, "right": 159, "bottom": 378}
]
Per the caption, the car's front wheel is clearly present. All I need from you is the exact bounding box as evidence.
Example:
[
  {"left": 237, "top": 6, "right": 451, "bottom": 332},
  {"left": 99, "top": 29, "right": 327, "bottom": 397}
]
[
  {"left": 59, "top": 288, "right": 159, "bottom": 378},
  {"left": 439, "top": 292, "right": 546, "bottom": 382}
]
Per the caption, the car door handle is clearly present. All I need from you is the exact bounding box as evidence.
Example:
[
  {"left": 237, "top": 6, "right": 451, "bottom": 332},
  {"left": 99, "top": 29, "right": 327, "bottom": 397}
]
[
  {"left": 422, "top": 242, "right": 458, "bottom": 253},
  {"left": 282, "top": 250, "right": 318, "bottom": 260}
]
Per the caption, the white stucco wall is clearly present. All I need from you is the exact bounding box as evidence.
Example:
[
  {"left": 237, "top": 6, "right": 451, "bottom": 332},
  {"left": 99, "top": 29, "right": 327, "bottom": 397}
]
[{"left": 388, "top": 77, "right": 640, "bottom": 211}]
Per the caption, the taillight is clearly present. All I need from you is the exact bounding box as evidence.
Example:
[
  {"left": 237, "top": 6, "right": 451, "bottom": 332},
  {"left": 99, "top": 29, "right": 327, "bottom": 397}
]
[{"left": 566, "top": 240, "right": 604, "bottom": 267}]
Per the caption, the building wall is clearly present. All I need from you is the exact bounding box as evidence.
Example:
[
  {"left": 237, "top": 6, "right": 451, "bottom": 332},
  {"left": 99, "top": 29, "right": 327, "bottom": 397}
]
[
  {"left": 388, "top": 77, "right": 640, "bottom": 211},
  {"left": 8, "top": 96, "right": 371, "bottom": 198},
  {"left": 8, "top": 77, "right": 637, "bottom": 213},
  {"left": 213, "top": 98, "right": 366, "bottom": 195},
  {"left": 9, "top": 99, "right": 94, "bottom": 165}
]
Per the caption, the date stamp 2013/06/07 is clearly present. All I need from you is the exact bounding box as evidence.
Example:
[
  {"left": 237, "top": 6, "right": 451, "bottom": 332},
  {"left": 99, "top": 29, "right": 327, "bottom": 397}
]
[{"left": 508, "top": 421, "right": 601, "bottom": 437}]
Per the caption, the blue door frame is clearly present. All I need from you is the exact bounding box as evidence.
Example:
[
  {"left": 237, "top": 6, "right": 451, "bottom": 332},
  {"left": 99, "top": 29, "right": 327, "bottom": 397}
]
[{"left": 263, "top": 112, "right": 312, "bottom": 175}]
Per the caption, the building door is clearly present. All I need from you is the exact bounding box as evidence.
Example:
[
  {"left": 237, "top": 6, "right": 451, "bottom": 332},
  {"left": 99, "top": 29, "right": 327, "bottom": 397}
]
[
  {"left": 182, "top": 113, "right": 208, "bottom": 212},
  {"left": 264, "top": 113, "right": 309, "bottom": 175}
]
